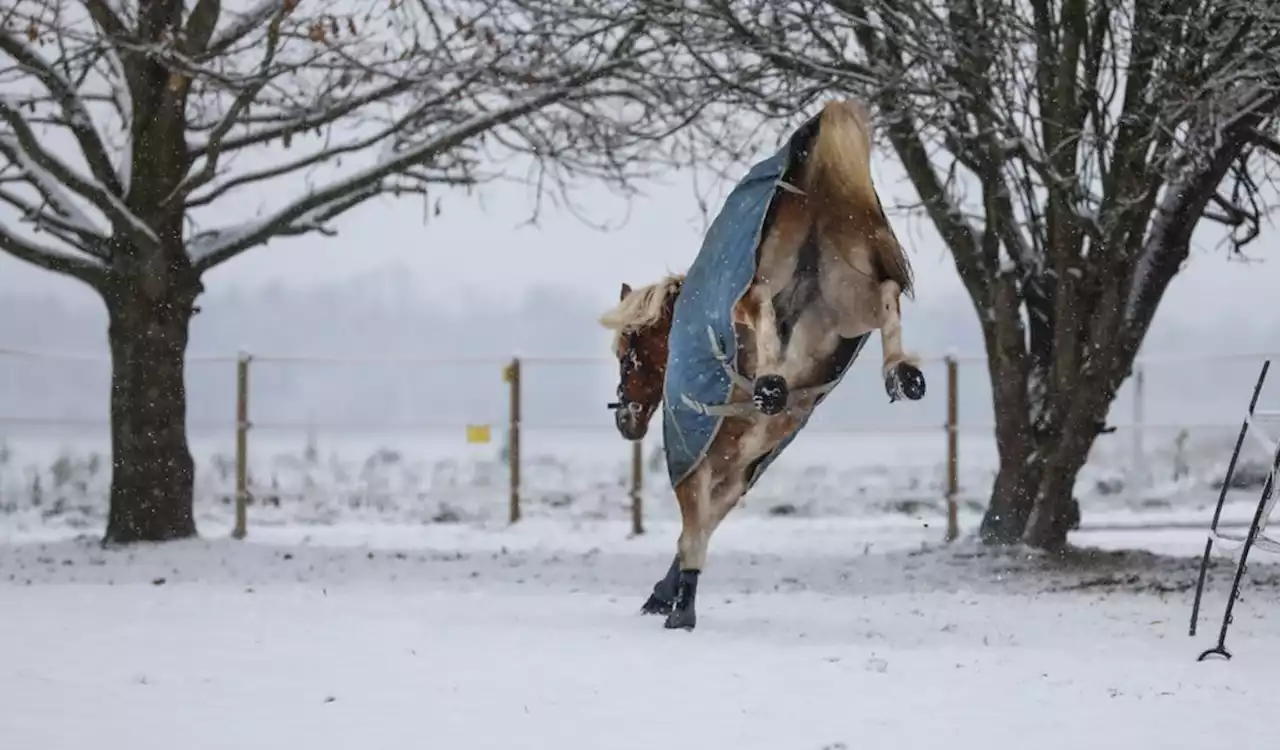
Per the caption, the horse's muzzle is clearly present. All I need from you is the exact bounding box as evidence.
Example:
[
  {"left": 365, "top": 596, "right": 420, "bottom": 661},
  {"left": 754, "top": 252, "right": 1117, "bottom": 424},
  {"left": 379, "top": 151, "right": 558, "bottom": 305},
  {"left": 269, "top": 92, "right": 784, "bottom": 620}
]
[{"left": 613, "top": 401, "right": 651, "bottom": 441}]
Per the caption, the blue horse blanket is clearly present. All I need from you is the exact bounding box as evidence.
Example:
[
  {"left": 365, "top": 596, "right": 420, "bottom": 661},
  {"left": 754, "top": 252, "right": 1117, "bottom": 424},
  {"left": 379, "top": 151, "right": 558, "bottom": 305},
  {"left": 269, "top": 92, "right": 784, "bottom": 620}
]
[{"left": 661, "top": 117, "right": 870, "bottom": 489}]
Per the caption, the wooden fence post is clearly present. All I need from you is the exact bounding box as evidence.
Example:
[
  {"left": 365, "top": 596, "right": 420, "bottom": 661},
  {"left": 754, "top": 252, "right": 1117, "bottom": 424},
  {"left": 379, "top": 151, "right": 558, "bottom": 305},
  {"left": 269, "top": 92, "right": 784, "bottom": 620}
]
[
  {"left": 945, "top": 355, "right": 960, "bottom": 542},
  {"left": 232, "top": 351, "right": 252, "bottom": 540},
  {"left": 506, "top": 357, "right": 522, "bottom": 524},
  {"left": 1132, "top": 363, "right": 1147, "bottom": 494},
  {"left": 630, "top": 439, "right": 644, "bottom": 536}
]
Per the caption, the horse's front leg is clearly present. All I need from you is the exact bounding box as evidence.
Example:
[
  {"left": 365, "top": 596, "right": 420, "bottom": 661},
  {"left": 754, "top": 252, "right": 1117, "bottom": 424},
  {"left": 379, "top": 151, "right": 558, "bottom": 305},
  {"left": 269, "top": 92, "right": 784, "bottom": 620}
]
[
  {"left": 878, "top": 279, "right": 926, "bottom": 402},
  {"left": 739, "top": 286, "right": 789, "bottom": 415},
  {"left": 657, "top": 463, "right": 746, "bottom": 631},
  {"left": 641, "top": 555, "right": 681, "bottom": 615},
  {"left": 651, "top": 466, "right": 712, "bottom": 630}
]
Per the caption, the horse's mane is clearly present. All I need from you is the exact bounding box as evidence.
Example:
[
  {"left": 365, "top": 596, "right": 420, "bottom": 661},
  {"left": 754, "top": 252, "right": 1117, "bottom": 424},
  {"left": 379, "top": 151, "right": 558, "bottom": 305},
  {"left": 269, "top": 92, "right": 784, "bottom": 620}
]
[{"left": 599, "top": 273, "right": 685, "bottom": 354}]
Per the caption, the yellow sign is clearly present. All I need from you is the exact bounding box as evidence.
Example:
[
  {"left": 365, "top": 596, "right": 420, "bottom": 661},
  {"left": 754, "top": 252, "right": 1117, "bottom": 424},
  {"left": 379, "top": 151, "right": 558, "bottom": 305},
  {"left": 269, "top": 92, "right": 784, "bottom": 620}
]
[{"left": 465, "top": 424, "right": 492, "bottom": 444}]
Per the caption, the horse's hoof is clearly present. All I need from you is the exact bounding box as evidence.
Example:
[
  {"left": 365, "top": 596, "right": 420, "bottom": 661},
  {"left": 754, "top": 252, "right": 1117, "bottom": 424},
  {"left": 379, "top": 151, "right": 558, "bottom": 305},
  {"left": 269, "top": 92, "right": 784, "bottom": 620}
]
[
  {"left": 753, "top": 374, "right": 789, "bottom": 415},
  {"left": 641, "top": 594, "right": 673, "bottom": 615},
  {"left": 898, "top": 362, "right": 926, "bottom": 400},
  {"left": 886, "top": 362, "right": 926, "bottom": 402},
  {"left": 664, "top": 608, "right": 696, "bottom": 631}
]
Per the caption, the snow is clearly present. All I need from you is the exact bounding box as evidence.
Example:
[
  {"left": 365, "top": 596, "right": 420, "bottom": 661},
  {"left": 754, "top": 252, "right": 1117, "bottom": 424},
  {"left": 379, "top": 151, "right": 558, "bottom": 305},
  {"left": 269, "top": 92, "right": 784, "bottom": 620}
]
[
  {"left": 206, "top": 0, "right": 287, "bottom": 54},
  {"left": 6, "top": 418, "right": 1280, "bottom": 747},
  {"left": 0, "top": 126, "right": 156, "bottom": 248},
  {"left": 3, "top": 517, "right": 1280, "bottom": 749},
  {"left": 0, "top": 132, "right": 105, "bottom": 239},
  {"left": 3, "top": 423, "right": 1275, "bottom": 541}
]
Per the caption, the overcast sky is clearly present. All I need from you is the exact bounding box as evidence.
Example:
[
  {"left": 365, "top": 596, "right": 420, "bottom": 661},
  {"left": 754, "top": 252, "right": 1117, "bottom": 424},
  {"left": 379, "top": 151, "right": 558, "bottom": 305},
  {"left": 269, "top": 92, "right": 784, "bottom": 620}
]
[{"left": 2, "top": 151, "right": 1278, "bottom": 338}]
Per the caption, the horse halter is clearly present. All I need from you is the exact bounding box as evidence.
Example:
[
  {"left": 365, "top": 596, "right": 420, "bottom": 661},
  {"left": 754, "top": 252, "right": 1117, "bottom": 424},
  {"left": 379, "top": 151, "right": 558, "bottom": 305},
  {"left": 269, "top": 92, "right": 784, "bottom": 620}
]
[{"left": 606, "top": 330, "right": 643, "bottom": 413}]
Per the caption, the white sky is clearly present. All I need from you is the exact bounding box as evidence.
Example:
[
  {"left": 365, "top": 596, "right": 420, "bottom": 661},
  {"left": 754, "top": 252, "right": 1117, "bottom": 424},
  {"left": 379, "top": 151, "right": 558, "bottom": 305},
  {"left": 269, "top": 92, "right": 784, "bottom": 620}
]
[{"left": 2, "top": 152, "right": 1277, "bottom": 336}]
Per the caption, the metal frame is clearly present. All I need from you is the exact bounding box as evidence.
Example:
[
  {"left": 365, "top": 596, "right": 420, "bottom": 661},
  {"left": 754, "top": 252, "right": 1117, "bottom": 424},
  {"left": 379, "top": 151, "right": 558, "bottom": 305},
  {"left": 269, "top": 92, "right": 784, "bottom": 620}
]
[{"left": 1189, "top": 360, "right": 1280, "bottom": 661}]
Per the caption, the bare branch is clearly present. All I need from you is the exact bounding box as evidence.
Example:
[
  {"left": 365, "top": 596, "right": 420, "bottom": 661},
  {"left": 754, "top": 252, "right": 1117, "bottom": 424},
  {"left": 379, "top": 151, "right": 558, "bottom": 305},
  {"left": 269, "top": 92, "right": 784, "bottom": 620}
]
[
  {"left": 0, "top": 100, "right": 156, "bottom": 250},
  {"left": 166, "top": 0, "right": 295, "bottom": 204},
  {"left": 1249, "top": 126, "right": 1280, "bottom": 158},
  {"left": 0, "top": 0, "right": 744, "bottom": 295},
  {"left": 81, "top": 0, "right": 129, "bottom": 42},
  {"left": 0, "top": 219, "right": 107, "bottom": 285},
  {"left": 0, "top": 183, "right": 109, "bottom": 259},
  {"left": 190, "top": 72, "right": 618, "bottom": 273},
  {"left": 202, "top": 0, "right": 288, "bottom": 59},
  {"left": 0, "top": 29, "right": 125, "bottom": 196}
]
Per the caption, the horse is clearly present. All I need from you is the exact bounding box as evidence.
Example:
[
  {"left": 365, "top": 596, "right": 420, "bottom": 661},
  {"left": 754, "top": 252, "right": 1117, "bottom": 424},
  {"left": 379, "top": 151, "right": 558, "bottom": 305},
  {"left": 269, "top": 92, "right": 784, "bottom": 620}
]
[
  {"left": 599, "top": 98, "right": 926, "bottom": 631},
  {"left": 601, "top": 274, "right": 685, "bottom": 441}
]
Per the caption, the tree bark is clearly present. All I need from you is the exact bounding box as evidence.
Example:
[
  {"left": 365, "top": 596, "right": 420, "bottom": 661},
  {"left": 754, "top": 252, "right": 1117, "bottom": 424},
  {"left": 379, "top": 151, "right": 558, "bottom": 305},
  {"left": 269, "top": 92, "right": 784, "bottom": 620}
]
[
  {"left": 980, "top": 426, "right": 1039, "bottom": 544},
  {"left": 974, "top": 272, "right": 1036, "bottom": 543},
  {"left": 978, "top": 302, "right": 1126, "bottom": 549},
  {"left": 1022, "top": 444, "right": 1088, "bottom": 549},
  {"left": 975, "top": 268, "right": 1106, "bottom": 549},
  {"left": 101, "top": 274, "right": 200, "bottom": 545}
]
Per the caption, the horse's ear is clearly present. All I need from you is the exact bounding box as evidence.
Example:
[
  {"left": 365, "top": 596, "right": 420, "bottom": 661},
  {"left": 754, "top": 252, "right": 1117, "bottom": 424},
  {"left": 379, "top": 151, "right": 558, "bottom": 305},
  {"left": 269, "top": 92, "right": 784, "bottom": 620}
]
[{"left": 620, "top": 283, "right": 632, "bottom": 300}]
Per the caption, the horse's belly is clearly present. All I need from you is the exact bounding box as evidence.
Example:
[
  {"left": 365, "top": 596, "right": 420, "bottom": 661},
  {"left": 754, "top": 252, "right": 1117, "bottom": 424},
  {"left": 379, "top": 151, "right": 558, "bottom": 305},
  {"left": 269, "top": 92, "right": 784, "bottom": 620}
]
[
  {"left": 818, "top": 258, "right": 883, "bottom": 337},
  {"left": 732, "top": 415, "right": 801, "bottom": 465}
]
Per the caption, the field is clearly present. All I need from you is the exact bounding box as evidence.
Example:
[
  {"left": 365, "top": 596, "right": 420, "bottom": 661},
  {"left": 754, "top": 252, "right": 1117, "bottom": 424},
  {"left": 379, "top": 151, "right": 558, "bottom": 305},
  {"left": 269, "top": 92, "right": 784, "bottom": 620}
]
[
  {"left": 5, "top": 516, "right": 1280, "bottom": 749},
  {"left": 5, "top": 423, "right": 1280, "bottom": 749}
]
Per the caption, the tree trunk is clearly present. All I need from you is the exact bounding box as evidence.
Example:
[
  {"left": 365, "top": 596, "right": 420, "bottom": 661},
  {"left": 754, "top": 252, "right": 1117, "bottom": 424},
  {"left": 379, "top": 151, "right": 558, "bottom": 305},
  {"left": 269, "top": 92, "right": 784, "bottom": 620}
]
[
  {"left": 980, "top": 451, "right": 1038, "bottom": 544},
  {"left": 1020, "top": 381, "right": 1112, "bottom": 548},
  {"left": 979, "top": 354, "right": 1119, "bottom": 549},
  {"left": 976, "top": 273, "right": 1040, "bottom": 544},
  {"left": 981, "top": 439, "right": 1087, "bottom": 550},
  {"left": 977, "top": 367, "right": 1040, "bottom": 544},
  {"left": 1022, "top": 447, "right": 1087, "bottom": 549},
  {"left": 101, "top": 279, "right": 199, "bottom": 545},
  {"left": 975, "top": 272, "right": 1110, "bottom": 549}
]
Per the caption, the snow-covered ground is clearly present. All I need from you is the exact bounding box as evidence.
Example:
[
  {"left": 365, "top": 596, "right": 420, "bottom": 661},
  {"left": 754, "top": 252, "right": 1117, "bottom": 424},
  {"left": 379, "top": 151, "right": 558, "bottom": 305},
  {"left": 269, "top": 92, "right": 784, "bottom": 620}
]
[
  {"left": 5, "top": 420, "right": 1280, "bottom": 749},
  {"left": 4, "top": 516, "right": 1280, "bottom": 750}
]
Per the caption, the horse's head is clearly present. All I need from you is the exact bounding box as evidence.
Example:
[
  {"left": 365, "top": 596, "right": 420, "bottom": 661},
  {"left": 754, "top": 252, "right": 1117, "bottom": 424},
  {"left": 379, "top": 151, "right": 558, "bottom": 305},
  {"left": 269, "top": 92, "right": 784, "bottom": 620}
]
[{"left": 599, "top": 276, "right": 682, "bottom": 441}]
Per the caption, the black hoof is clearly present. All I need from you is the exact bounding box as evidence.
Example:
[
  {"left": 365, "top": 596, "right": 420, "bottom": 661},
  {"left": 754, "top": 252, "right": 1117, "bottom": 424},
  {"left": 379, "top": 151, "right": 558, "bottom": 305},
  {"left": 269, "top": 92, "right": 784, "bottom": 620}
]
[
  {"left": 886, "top": 362, "right": 927, "bottom": 402},
  {"left": 641, "top": 594, "right": 673, "bottom": 615},
  {"left": 664, "top": 608, "right": 696, "bottom": 630},
  {"left": 753, "top": 374, "right": 789, "bottom": 415}
]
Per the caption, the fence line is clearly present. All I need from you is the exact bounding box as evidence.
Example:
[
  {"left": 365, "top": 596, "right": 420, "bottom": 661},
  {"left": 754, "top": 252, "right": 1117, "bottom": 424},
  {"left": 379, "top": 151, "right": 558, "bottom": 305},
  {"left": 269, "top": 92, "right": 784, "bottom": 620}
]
[
  {"left": 2, "top": 345, "right": 1277, "bottom": 541},
  {"left": 4, "top": 343, "right": 1278, "bottom": 366},
  {"left": 0, "top": 413, "right": 1266, "bottom": 433}
]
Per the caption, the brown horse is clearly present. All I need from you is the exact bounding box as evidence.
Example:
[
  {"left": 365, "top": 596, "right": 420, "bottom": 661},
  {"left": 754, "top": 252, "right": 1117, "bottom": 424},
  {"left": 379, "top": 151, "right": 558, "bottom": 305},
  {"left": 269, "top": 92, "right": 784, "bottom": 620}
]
[
  {"left": 600, "top": 274, "right": 684, "bottom": 440},
  {"left": 599, "top": 99, "right": 924, "bottom": 630}
]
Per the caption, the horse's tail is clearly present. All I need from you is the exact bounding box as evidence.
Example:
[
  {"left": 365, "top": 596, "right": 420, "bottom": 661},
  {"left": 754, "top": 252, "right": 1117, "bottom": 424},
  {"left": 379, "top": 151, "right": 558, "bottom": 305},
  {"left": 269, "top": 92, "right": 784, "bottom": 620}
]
[{"left": 802, "top": 99, "right": 914, "bottom": 298}]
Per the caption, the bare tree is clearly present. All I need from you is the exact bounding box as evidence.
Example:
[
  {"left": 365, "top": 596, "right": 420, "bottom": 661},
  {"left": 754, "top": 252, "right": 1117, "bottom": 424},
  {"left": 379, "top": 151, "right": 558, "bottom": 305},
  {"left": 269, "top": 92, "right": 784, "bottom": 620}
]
[
  {"left": 0, "top": 0, "right": 714, "bottom": 544},
  {"left": 655, "top": 0, "right": 1280, "bottom": 548}
]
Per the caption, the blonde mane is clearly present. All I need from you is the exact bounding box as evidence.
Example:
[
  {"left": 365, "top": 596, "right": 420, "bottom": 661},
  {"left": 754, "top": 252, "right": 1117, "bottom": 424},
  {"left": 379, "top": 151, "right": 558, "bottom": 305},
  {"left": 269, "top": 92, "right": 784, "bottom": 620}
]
[{"left": 599, "top": 273, "right": 685, "bottom": 354}]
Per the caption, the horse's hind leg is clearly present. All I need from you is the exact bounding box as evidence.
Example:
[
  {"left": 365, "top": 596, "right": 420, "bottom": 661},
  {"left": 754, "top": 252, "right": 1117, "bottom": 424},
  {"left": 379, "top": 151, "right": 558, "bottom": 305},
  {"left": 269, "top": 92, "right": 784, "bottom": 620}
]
[
  {"left": 743, "top": 287, "right": 789, "bottom": 415},
  {"left": 878, "top": 279, "right": 926, "bottom": 402}
]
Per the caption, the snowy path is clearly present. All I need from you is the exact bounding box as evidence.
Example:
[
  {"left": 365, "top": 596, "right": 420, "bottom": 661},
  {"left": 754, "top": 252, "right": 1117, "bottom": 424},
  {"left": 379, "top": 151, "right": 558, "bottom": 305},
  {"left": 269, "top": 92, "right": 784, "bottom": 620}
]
[{"left": 3, "top": 519, "right": 1280, "bottom": 750}]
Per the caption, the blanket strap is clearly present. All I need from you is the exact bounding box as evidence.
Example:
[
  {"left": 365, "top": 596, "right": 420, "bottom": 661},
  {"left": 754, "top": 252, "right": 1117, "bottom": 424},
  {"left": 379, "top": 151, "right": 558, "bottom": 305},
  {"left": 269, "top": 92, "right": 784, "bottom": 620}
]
[
  {"left": 677, "top": 325, "right": 839, "bottom": 419},
  {"left": 776, "top": 179, "right": 806, "bottom": 196}
]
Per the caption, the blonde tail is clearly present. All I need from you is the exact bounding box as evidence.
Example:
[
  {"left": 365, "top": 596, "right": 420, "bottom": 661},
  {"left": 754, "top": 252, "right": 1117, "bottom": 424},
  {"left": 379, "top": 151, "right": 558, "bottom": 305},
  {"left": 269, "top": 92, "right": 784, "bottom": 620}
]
[
  {"left": 802, "top": 99, "right": 914, "bottom": 297},
  {"left": 803, "top": 99, "right": 878, "bottom": 216}
]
